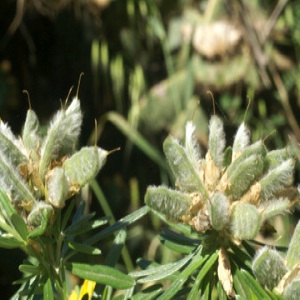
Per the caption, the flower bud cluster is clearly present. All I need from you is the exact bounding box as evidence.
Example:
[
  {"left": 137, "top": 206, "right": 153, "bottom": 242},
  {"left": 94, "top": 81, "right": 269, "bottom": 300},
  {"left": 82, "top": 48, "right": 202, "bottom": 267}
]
[
  {"left": 252, "top": 220, "right": 300, "bottom": 298},
  {"left": 0, "top": 95, "right": 107, "bottom": 236},
  {"left": 145, "top": 115, "right": 299, "bottom": 241}
]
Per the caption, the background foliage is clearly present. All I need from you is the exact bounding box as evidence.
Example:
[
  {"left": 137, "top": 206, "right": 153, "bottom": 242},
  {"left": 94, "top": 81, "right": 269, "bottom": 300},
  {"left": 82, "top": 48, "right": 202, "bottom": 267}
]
[{"left": 1, "top": 0, "right": 300, "bottom": 298}]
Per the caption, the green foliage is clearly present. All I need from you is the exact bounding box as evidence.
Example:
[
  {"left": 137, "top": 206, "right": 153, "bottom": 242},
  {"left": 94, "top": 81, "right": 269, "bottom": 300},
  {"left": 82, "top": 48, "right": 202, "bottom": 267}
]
[
  {"left": 144, "top": 113, "right": 300, "bottom": 298},
  {"left": 0, "top": 88, "right": 150, "bottom": 298}
]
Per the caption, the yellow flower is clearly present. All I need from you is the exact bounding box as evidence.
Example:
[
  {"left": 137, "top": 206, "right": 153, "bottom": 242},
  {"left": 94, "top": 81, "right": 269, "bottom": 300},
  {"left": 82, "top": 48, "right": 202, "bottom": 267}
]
[{"left": 68, "top": 280, "right": 96, "bottom": 300}]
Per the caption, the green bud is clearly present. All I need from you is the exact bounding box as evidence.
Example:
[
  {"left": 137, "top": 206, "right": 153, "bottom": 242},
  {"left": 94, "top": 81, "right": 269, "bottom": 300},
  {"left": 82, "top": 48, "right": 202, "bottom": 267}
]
[
  {"left": 208, "top": 192, "right": 230, "bottom": 230},
  {"left": 22, "top": 109, "right": 41, "bottom": 155},
  {"left": 283, "top": 279, "right": 300, "bottom": 300},
  {"left": 260, "top": 159, "right": 294, "bottom": 201},
  {"left": 252, "top": 246, "right": 287, "bottom": 290},
  {"left": 286, "top": 220, "right": 300, "bottom": 269},
  {"left": 230, "top": 203, "right": 261, "bottom": 239},
  {"left": 145, "top": 186, "right": 191, "bottom": 221},
  {"left": 163, "top": 136, "right": 207, "bottom": 197},
  {"left": 208, "top": 116, "right": 225, "bottom": 169},
  {"left": 27, "top": 202, "right": 54, "bottom": 228},
  {"left": 259, "top": 197, "right": 290, "bottom": 220},
  {"left": 45, "top": 167, "right": 69, "bottom": 208},
  {"left": 63, "top": 146, "right": 107, "bottom": 187},
  {"left": 225, "top": 154, "right": 264, "bottom": 200}
]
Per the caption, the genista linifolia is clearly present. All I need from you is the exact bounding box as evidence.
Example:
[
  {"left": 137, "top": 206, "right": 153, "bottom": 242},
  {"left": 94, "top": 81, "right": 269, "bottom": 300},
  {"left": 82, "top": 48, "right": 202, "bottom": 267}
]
[
  {"left": 0, "top": 83, "right": 108, "bottom": 237},
  {"left": 145, "top": 107, "right": 300, "bottom": 298}
]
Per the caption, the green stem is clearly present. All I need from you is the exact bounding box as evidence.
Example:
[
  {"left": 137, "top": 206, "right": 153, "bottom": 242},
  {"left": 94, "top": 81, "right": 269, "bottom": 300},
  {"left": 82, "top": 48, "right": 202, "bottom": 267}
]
[{"left": 89, "top": 179, "right": 134, "bottom": 271}]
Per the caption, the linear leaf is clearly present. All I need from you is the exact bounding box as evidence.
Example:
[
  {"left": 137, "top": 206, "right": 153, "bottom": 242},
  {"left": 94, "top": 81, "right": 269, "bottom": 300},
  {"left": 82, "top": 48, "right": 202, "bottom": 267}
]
[
  {"left": 43, "top": 277, "right": 54, "bottom": 300},
  {"left": 130, "top": 249, "right": 196, "bottom": 282},
  {"left": 67, "top": 241, "right": 101, "bottom": 255},
  {"left": 0, "top": 234, "right": 24, "bottom": 248},
  {"left": 157, "top": 248, "right": 216, "bottom": 300},
  {"left": 66, "top": 263, "right": 135, "bottom": 290},
  {"left": 86, "top": 206, "right": 150, "bottom": 245}
]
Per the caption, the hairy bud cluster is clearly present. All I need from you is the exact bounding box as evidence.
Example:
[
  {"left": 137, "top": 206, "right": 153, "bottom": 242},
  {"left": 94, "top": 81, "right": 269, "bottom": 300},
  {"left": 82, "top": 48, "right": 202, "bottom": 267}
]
[
  {"left": 0, "top": 95, "right": 107, "bottom": 237},
  {"left": 252, "top": 220, "right": 300, "bottom": 298},
  {"left": 145, "top": 116, "right": 299, "bottom": 241}
]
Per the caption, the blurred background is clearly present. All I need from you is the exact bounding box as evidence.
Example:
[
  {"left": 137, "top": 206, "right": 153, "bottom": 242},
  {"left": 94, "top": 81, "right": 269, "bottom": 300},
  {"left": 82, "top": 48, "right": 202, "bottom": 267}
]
[{"left": 1, "top": 0, "right": 300, "bottom": 297}]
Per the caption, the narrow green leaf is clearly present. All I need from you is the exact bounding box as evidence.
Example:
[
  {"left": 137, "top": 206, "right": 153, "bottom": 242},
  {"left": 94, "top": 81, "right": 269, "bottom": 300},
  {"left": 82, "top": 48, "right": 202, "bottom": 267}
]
[
  {"left": 130, "top": 249, "right": 196, "bottom": 283},
  {"left": 43, "top": 278, "right": 54, "bottom": 300},
  {"left": 65, "top": 218, "right": 109, "bottom": 237},
  {"left": 131, "top": 284, "right": 163, "bottom": 300},
  {"left": 189, "top": 249, "right": 219, "bottom": 292},
  {"left": 61, "top": 200, "right": 75, "bottom": 231},
  {"left": 0, "top": 216, "right": 23, "bottom": 242},
  {"left": 148, "top": 209, "right": 193, "bottom": 235},
  {"left": 233, "top": 267, "right": 255, "bottom": 300},
  {"left": 157, "top": 248, "right": 216, "bottom": 300},
  {"left": 86, "top": 206, "right": 150, "bottom": 245},
  {"left": 67, "top": 241, "right": 101, "bottom": 255},
  {"left": 241, "top": 269, "right": 271, "bottom": 299},
  {"left": 104, "top": 229, "right": 126, "bottom": 267},
  {"left": 0, "top": 234, "right": 24, "bottom": 248},
  {"left": 159, "top": 228, "right": 198, "bottom": 254},
  {"left": 19, "top": 264, "right": 41, "bottom": 276},
  {"left": 0, "top": 188, "right": 15, "bottom": 218},
  {"left": 66, "top": 263, "right": 135, "bottom": 290},
  {"left": 216, "top": 280, "right": 227, "bottom": 300},
  {"left": 0, "top": 189, "right": 28, "bottom": 240},
  {"left": 11, "top": 213, "right": 29, "bottom": 240}
]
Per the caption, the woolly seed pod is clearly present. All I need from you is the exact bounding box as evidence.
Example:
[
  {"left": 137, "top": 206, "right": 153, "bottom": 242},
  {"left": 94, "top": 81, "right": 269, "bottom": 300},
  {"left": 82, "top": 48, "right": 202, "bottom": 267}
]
[
  {"left": 230, "top": 203, "right": 261, "bottom": 239},
  {"left": 39, "top": 97, "right": 83, "bottom": 178},
  {"left": 0, "top": 122, "right": 28, "bottom": 167},
  {"left": 231, "top": 140, "right": 267, "bottom": 164},
  {"left": 286, "top": 220, "right": 300, "bottom": 269},
  {"left": 145, "top": 186, "right": 191, "bottom": 221},
  {"left": 63, "top": 146, "right": 107, "bottom": 187},
  {"left": 283, "top": 279, "right": 300, "bottom": 300},
  {"left": 260, "top": 159, "right": 295, "bottom": 201},
  {"left": 208, "top": 115, "right": 225, "bottom": 169},
  {"left": 163, "top": 136, "right": 207, "bottom": 197},
  {"left": 0, "top": 152, "right": 35, "bottom": 204},
  {"left": 252, "top": 246, "right": 287, "bottom": 290},
  {"left": 225, "top": 154, "right": 264, "bottom": 200},
  {"left": 259, "top": 197, "right": 290, "bottom": 220},
  {"left": 184, "top": 121, "right": 201, "bottom": 168},
  {"left": 208, "top": 192, "right": 230, "bottom": 230},
  {"left": 232, "top": 122, "right": 250, "bottom": 159},
  {"left": 45, "top": 167, "right": 69, "bottom": 208},
  {"left": 22, "top": 109, "right": 41, "bottom": 154},
  {"left": 264, "top": 148, "right": 292, "bottom": 171},
  {"left": 222, "top": 146, "right": 232, "bottom": 168}
]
